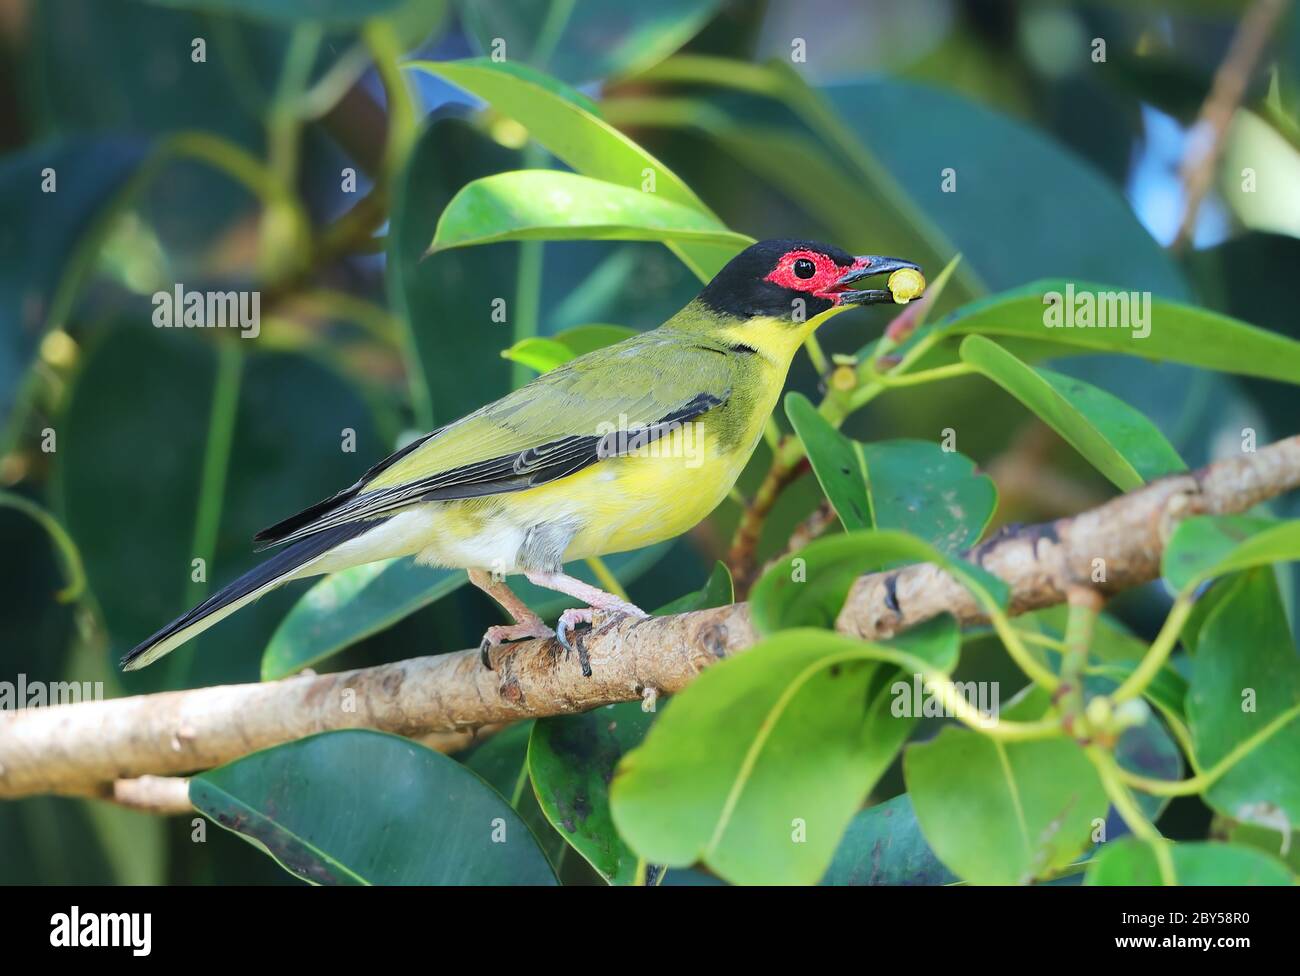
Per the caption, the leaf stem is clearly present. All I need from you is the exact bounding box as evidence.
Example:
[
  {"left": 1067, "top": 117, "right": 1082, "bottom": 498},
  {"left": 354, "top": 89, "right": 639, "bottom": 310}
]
[
  {"left": 0, "top": 490, "right": 87, "bottom": 602},
  {"left": 1088, "top": 746, "right": 1175, "bottom": 884},
  {"left": 921, "top": 671, "right": 1062, "bottom": 741},
  {"left": 1119, "top": 700, "right": 1300, "bottom": 797},
  {"left": 1112, "top": 596, "right": 1193, "bottom": 703}
]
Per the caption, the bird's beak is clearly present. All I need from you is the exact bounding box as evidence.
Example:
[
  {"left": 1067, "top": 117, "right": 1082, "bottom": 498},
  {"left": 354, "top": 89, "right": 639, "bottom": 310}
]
[{"left": 832, "top": 256, "right": 924, "bottom": 305}]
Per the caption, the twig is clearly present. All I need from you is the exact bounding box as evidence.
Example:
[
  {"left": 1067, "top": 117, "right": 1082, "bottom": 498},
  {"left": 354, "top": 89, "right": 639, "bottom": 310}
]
[
  {"left": 726, "top": 452, "right": 809, "bottom": 595},
  {"left": 106, "top": 776, "right": 193, "bottom": 816},
  {"left": 1172, "top": 0, "right": 1288, "bottom": 252},
  {"left": 1, "top": 436, "right": 1297, "bottom": 804}
]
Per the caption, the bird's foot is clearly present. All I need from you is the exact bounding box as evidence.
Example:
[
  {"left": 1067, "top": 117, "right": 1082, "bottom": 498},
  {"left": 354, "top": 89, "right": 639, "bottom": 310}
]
[
  {"left": 479, "top": 619, "right": 555, "bottom": 670},
  {"left": 556, "top": 601, "right": 650, "bottom": 678}
]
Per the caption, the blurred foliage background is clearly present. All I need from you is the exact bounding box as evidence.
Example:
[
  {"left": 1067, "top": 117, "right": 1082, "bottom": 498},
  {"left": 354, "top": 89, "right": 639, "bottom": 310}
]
[{"left": 1, "top": 0, "right": 1298, "bottom": 883}]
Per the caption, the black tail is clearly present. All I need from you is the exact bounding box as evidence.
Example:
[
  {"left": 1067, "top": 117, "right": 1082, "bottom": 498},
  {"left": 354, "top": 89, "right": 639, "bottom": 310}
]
[{"left": 121, "top": 520, "right": 381, "bottom": 671}]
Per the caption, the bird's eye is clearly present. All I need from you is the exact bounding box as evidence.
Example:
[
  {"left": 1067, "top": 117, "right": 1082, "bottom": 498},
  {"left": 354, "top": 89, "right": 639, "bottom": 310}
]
[{"left": 793, "top": 258, "right": 816, "bottom": 279}]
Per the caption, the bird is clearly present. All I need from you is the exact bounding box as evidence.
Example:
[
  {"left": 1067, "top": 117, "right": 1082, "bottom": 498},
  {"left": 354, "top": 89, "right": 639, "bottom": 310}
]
[{"left": 121, "top": 239, "right": 923, "bottom": 674}]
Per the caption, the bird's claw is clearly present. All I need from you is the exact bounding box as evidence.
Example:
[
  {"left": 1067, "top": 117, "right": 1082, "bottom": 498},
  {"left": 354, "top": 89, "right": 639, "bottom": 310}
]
[
  {"left": 556, "top": 607, "right": 595, "bottom": 677},
  {"left": 556, "top": 604, "right": 649, "bottom": 678},
  {"left": 478, "top": 620, "right": 555, "bottom": 670}
]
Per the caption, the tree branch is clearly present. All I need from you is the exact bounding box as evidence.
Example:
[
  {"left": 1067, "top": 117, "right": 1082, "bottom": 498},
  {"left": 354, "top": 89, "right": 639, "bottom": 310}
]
[
  {"left": 1171, "top": 0, "right": 1287, "bottom": 252},
  {"left": 2, "top": 436, "right": 1297, "bottom": 804}
]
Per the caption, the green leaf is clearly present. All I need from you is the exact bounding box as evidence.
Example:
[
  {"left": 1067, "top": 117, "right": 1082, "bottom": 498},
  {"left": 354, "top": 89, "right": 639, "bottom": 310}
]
[
  {"left": 862, "top": 441, "right": 997, "bottom": 554},
  {"left": 190, "top": 730, "right": 557, "bottom": 885},
  {"left": 749, "top": 530, "right": 1008, "bottom": 637},
  {"left": 1189, "top": 569, "right": 1300, "bottom": 833},
  {"left": 784, "top": 394, "right": 997, "bottom": 548},
  {"left": 1163, "top": 515, "right": 1300, "bottom": 593},
  {"left": 610, "top": 630, "right": 920, "bottom": 885},
  {"left": 784, "top": 392, "right": 870, "bottom": 531},
  {"left": 1085, "top": 839, "right": 1293, "bottom": 885},
  {"left": 261, "top": 559, "right": 466, "bottom": 681},
  {"left": 821, "top": 793, "right": 958, "bottom": 886},
  {"left": 431, "top": 171, "right": 751, "bottom": 253},
  {"left": 500, "top": 337, "right": 574, "bottom": 375},
  {"left": 461, "top": 721, "right": 570, "bottom": 874},
  {"left": 528, "top": 702, "right": 656, "bottom": 885},
  {"left": 653, "top": 560, "right": 733, "bottom": 616},
  {"left": 502, "top": 323, "right": 638, "bottom": 374},
  {"left": 904, "top": 727, "right": 1108, "bottom": 884},
  {"left": 1224, "top": 819, "right": 1300, "bottom": 874},
  {"left": 959, "top": 335, "right": 1186, "bottom": 491},
  {"left": 920, "top": 281, "right": 1300, "bottom": 385},
  {"left": 406, "top": 59, "right": 747, "bottom": 279},
  {"left": 0, "top": 139, "right": 145, "bottom": 428},
  {"left": 457, "top": 0, "right": 723, "bottom": 86}
]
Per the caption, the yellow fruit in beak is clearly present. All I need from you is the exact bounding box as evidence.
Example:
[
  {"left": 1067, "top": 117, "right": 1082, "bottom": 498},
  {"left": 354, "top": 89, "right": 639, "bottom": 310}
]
[{"left": 887, "top": 267, "right": 926, "bottom": 304}]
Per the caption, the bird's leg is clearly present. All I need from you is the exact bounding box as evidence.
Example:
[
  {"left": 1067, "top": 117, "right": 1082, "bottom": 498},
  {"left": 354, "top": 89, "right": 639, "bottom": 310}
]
[
  {"left": 468, "top": 569, "right": 554, "bottom": 670},
  {"left": 523, "top": 570, "right": 649, "bottom": 675}
]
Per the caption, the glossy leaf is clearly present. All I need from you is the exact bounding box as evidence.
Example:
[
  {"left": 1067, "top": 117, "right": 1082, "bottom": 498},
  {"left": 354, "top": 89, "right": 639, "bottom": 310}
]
[
  {"left": 785, "top": 394, "right": 996, "bottom": 548},
  {"left": 431, "top": 171, "right": 751, "bottom": 253},
  {"left": 862, "top": 440, "right": 996, "bottom": 554},
  {"left": 749, "top": 530, "right": 1008, "bottom": 636},
  {"left": 406, "top": 59, "right": 745, "bottom": 279},
  {"left": 190, "top": 730, "right": 557, "bottom": 885},
  {"left": 821, "top": 793, "right": 957, "bottom": 886},
  {"left": 501, "top": 323, "right": 637, "bottom": 374},
  {"left": 461, "top": 721, "right": 570, "bottom": 873},
  {"left": 1085, "top": 839, "right": 1293, "bottom": 885},
  {"left": 784, "top": 392, "right": 870, "bottom": 530},
  {"left": 1162, "top": 515, "right": 1300, "bottom": 593},
  {"left": 529, "top": 702, "right": 656, "bottom": 885},
  {"left": 917, "top": 281, "right": 1300, "bottom": 385},
  {"left": 904, "top": 726, "right": 1108, "bottom": 885},
  {"left": 611, "top": 630, "right": 919, "bottom": 885},
  {"left": 653, "top": 560, "right": 733, "bottom": 616},
  {"left": 960, "top": 335, "right": 1186, "bottom": 491},
  {"left": 1189, "top": 570, "right": 1300, "bottom": 833}
]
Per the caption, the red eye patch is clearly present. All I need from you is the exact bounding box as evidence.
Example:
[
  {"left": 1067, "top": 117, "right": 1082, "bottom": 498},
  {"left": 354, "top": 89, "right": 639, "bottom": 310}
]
[{"left": 764, "top": 250, "right": 866, "bottom": 303}]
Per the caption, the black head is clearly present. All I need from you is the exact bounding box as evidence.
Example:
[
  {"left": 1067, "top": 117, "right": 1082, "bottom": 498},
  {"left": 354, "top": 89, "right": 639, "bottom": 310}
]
[{"left": 697, "top": 239, "right": 922, "bottom": 322}]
